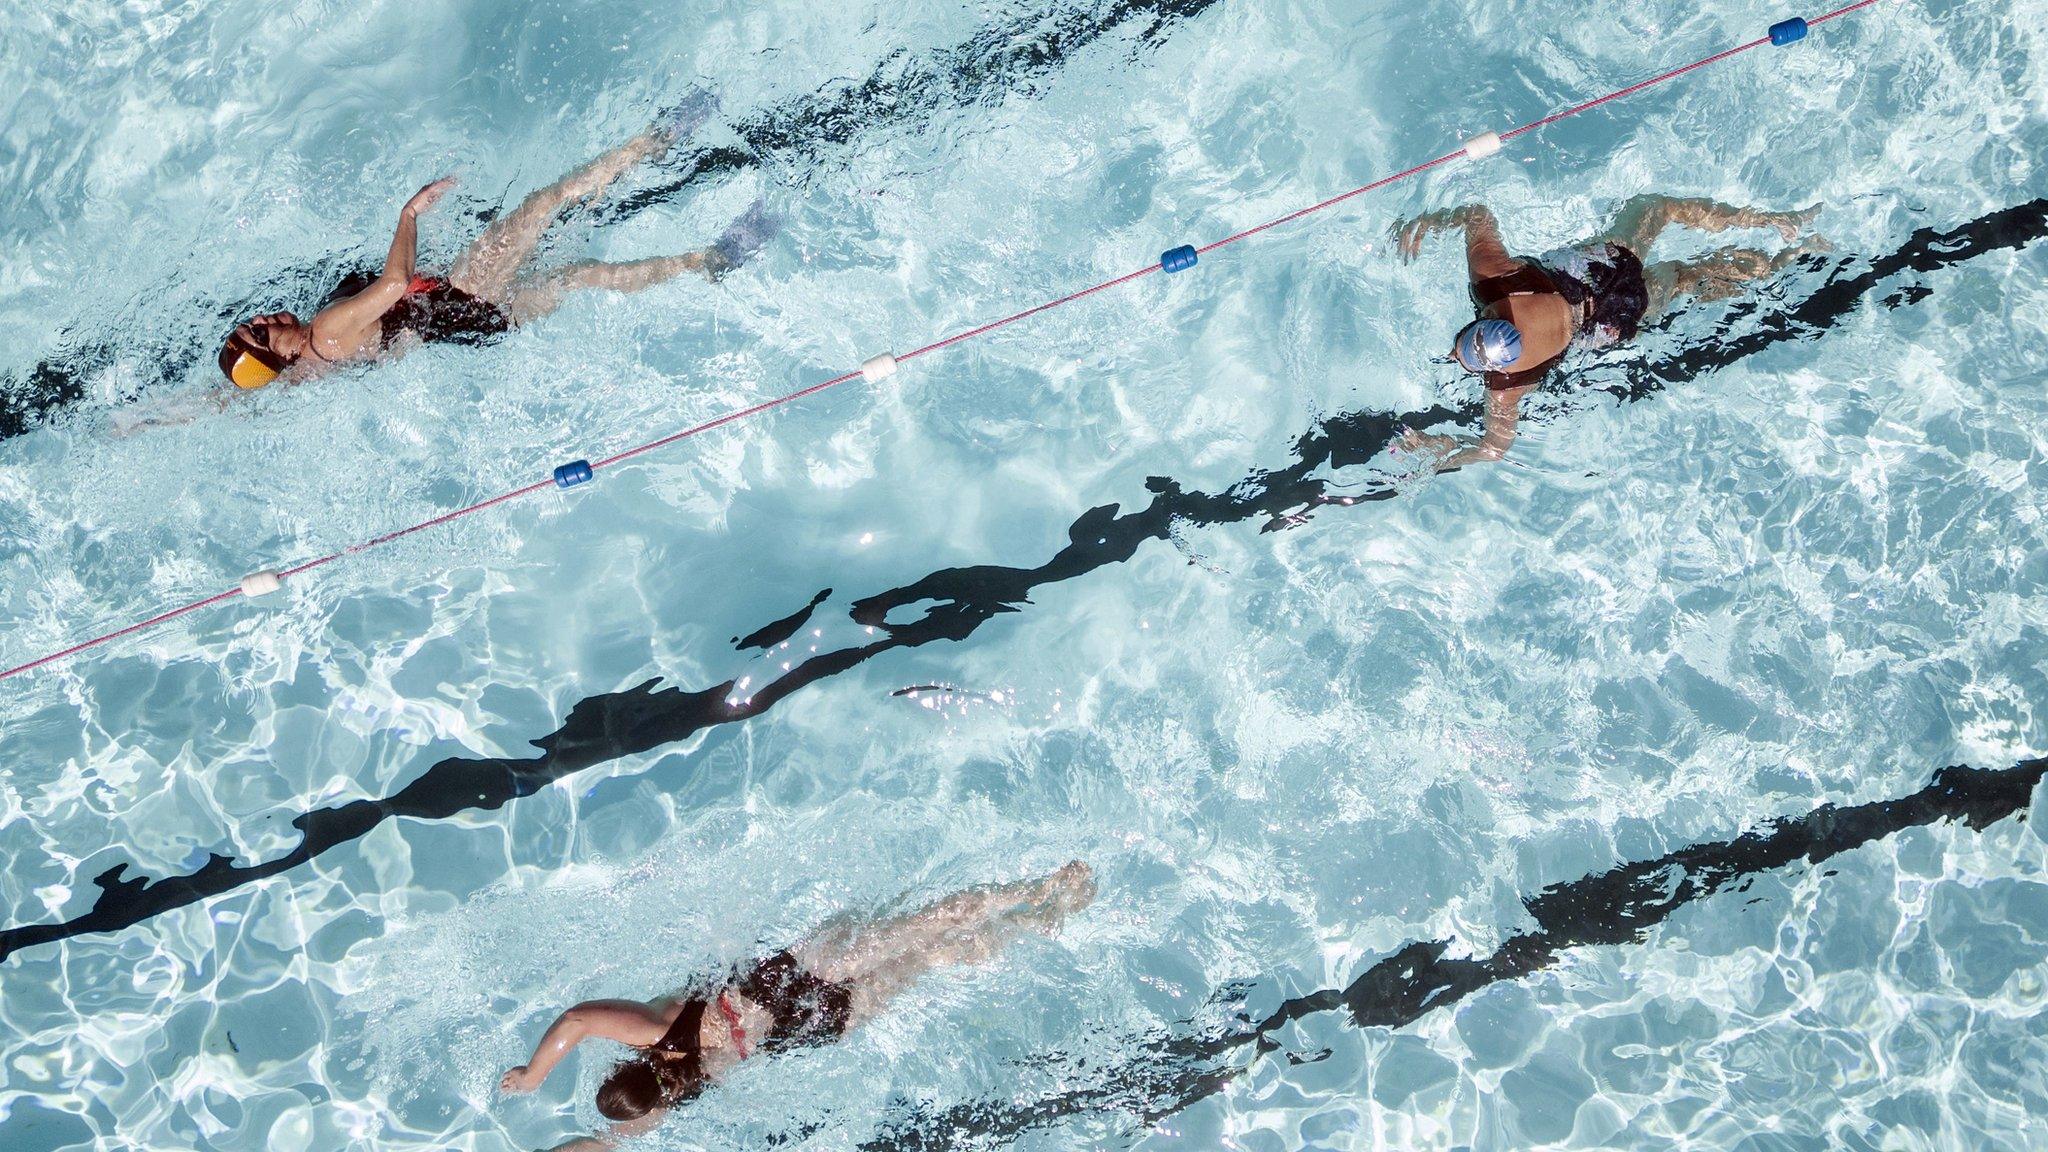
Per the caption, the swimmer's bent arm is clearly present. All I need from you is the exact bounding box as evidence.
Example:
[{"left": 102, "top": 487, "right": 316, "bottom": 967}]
[
  {"left": 303, "top": 178, "right": 455, "bottom": 358},
  {"left": 1442, "top": 381, "right": 1528, "bottom": 467},
  {"left": 501, "top": 999, "right": 668, "bottom": 1095},
  {"left": 1410, "top": 381, "right": 1530, "bottom": 470},
  {"left": 1393, "top": 205, "right": 1519, "bottom": 282}
]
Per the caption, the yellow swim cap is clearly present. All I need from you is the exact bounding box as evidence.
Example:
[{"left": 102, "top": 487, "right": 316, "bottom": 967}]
[
  {"left": 219, "top": 331, "right": 285, "bottom": 389},
  {"left": 228, "top": 351, "right": 280, "bottom": 389}
]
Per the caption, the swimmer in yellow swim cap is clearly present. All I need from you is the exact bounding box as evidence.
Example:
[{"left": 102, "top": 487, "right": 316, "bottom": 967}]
[{"left": 218, "top": 92, "right": 775, "bottom": 391}]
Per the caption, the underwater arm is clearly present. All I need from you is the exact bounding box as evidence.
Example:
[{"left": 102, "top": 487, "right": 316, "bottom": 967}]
[
  {"left": 541, "top": 1110, "right": 665, "bottom": 1152},
  {"left": 1438, "top": 382, "right": 1528, "bottom": 468},
  {"left": 541, "top": 1112, "right": 665, "bottom": 1152},
  {"left": 1402, "top": 382, "right": 1530, "bottom": 471},
  {"left": 1453, "top": 206, "right": 1519, "bottom": 283},
  {"left": 501, "top": 1000, "right": 668, "bottom": 1095}
]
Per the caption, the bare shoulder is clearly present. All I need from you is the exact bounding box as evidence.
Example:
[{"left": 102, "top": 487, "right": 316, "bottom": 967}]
[
  {"left": 303, "top": 273, "right": 407, "bottom": 363},
  {"left": 304, "top": 314, "right": 383, "bottom": 365},
  {"left": 644, "top": 993, "right": 692, "bottom": 1020}
]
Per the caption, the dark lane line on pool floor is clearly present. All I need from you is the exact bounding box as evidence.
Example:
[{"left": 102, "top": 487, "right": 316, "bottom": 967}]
[
  {"left": 0, "top": 0, "right": 1227, "bottom": 439},
  {"left": 1, "top": 198, "right": 2041, "bottom": 963},
  {"left": 858, "top": 757, "right": 2048, "bottom": 1151},
  {"left": 597, "top": 0, "right": 1230, "bottom": 224},
  {"left": 736, "top": 588, "right": 835, "bottom": 652}
]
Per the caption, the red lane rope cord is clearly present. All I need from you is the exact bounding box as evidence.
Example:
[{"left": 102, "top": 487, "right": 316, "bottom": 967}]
[{"left": 0, "top": 0, "right": 1888, "bottom": 683}]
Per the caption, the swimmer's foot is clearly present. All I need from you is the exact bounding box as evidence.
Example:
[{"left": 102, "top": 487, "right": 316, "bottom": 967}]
[
  {"left": 1773, "top": 203, "right": 1822, "bottom": 243},
  {"left": 1004, "top": 861, "right": 1096, "bottom": 935},
  {"left": 1045, "top": 861, "right": 1096, "bottom": 916},
  {"left": 656, "top": 87, "right": 720, "bottom": 154},
  {"left": 1784, "top": 205, "right": 1831, "bottom": 256},
  {"left": 702, "top": 199, "right": 780, "bottom": 281},
  {"left": 1772, "top": 232, "right": 1834, "bottom": 271}
]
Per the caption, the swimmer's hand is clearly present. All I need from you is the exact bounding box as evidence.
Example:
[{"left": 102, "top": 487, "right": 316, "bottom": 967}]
[
  {"left": 403, "top": 177, "right": 457, "bottom": 219},
  {"left": 1392, "top": 207, "right": 1478, "bottom": 261},
  {"left": 1397, "top": 428, "right": 1459, "bottom": 459},
  {"left": 500, "top": 1064, "right": 543, "bottom": 1095},
  {"left": 107, "top": 391, "right": 225, "bottom": 438},
  {"left": 1393, "top": 217, "right": 1430, "bottom": 261}
]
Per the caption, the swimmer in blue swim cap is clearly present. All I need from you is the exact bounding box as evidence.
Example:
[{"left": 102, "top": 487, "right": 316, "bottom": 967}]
[
  {"left": 1453, "top": 318, "right": 1524, "bottom": 375},
  {"left": 1391, "top": 197, "right": 1824, "bottom": 469}
]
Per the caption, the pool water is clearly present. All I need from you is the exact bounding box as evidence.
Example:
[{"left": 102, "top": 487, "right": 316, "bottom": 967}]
[{"left": 4, "top": 0, "right": 2048, "bottom": 1148}]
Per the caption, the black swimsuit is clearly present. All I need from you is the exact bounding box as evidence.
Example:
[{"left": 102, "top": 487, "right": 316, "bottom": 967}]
[
  {"left": 1468, "top": 243, "right": 1650, "bottom": 390},
  {"left": 325, "top": 272, "right": 512, "bottom": 348},
  {"left": 378, "top": 277, "right": 512, "bottom": 346},
  {"left": 1469, "top": 263, "right": 1568, "bottom": 390},
  {"left": 734, "top": 950, "right": 854, "bottom": 1051},
  {"left": 651, "top": 951, "right": 853, "bottom": 1079},
  {"left": 1544, "top": 242, "right": 1650, "bottom": 345}
]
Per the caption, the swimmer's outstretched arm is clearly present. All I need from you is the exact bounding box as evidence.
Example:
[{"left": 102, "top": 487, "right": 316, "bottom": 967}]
[
  {"left": 541, "top": 1114, "right": 664, "bottom": 1152},
  {"left": 1393, "top": 204, "right": 1520, "bottom": 283},
  {"left": 500, "top": 999, "right": 669, "bottom": 1095},
  {"left": 300, "top": 178, "right": 456, "bottom": 359},
  {"left": 1401, "top": 381, "right": 1532, "bottom": 470}
]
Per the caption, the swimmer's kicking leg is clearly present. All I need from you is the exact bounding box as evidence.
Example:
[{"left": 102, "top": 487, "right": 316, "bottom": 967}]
[
  {"left": 1602, "top": 194, "right": 1818, "bottom": 254},
  {"left": 496, "top": 200, "right": 780, "bottom": 324},
  {"left": 1647, "top": 243, "right": 1820, "bottom": 310},
  {"left": 451, "top": 90, "right": 719, "bottom": 304},
  {"left": 1597, "top": 195, "right": 1828, "bottom": 315},
  {"left": 793, "top": 861, "right": 1096, "bottom": 1026}
]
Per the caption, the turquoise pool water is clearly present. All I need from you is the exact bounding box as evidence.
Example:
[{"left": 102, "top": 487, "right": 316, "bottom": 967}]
[{"left": 3, "top": 0, "right": 2047, "bottom": 1148}]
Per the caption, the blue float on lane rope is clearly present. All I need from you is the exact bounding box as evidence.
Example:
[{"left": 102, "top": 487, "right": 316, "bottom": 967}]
[
  {"left": 553, "top": 460, "right": 593, "bottom": 489},
  {"left": 1161, "top": 245, "right": 1198, "bottom": 273},
  {"left": 1770, "top": 17, "right": 1809, "bottom": 45}
]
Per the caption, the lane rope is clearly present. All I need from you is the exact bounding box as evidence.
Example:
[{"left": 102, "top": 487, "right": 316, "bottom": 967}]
[{"left": 0, "top": 2, "right": 1887, "bottom": 683}]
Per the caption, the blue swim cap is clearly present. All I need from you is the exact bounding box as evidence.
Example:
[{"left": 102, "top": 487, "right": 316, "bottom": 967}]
[{"left": 1454, "top": 319, "right": 1523, "bottom": 372}]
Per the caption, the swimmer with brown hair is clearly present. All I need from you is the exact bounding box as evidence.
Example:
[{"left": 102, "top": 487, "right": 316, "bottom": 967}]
[{"left": 502, "top": 861, "right": 1096, "bottom": 1151}]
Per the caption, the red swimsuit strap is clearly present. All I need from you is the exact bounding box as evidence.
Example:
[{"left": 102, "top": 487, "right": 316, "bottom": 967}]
[
  {"left": 715, "top": 991, "right": 751, "bottom": 1059},
  {"left": 405, "top": 275, "right": 444, "bottom": 296}
]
